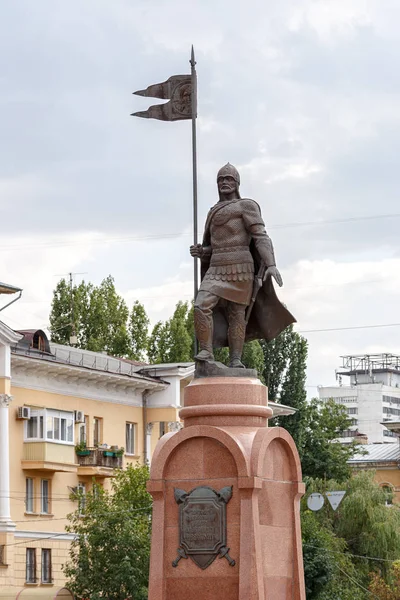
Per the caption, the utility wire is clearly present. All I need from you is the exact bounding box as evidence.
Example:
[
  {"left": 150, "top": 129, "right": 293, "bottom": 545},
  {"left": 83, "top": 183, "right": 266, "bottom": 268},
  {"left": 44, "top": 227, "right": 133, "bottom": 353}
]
[
  {"left": 1, "top": 212, "right": 400, "bottom": 252},
  {"left": 334, "top": 563, "right": 379, "bottom": 598},
  {"left": 303, "top": 544, "right": 398, "bottom": 563},
  {"left": 298, "top": 322, "right": 400, "bottom": 334}
]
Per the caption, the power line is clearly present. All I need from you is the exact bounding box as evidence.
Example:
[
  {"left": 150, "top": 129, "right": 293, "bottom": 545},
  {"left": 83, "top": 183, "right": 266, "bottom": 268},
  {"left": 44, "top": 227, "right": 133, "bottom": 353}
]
[
  {"left": 1, "top": 212, "right": 400, "bottom": 252},
  {"left": 304, "top": 543, "right": 398, "bottom": 563},
  {"left": 298, "top": 322, "right": 400, "bottom": 334},
  {"left": 335, "top": 563, "right": 379, "bottom": 598}
]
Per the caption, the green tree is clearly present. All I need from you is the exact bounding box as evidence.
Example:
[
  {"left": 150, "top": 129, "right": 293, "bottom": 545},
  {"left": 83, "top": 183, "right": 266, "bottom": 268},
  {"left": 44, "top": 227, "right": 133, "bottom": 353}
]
[
  {"left": 369, "top": 562, "right": 400, "bottom": 599},
  {"left": 302, "top": 510, "right": 365, "bottom": 600},
  {"left": 49, "top": 276, "right": 142, "bottom": 359},
  {"left": 129, "top": 301, "right": 150, "bottom": 362},
  {"left": 167, "top": 301, "right": 192, "bottom": 362},
  {"left": 336, "top": 471, "right": 400, "bottom": 581},
  {"left": 277, "top": 332, "right": 308, "bottom": 447},
  {"left": 50, "top": 279, "right": 91, "bottom": 346},
  {"left": 260, "top": 326, "right": 300, "bottom": 401},
  {"left": 147, "top": 321, "right": 165, "bottom": 363},
  {"left": 301, "top": 398, "right": 360, "bottom": 481},
  {"left": 304, "top": 472, "right": 400, "bottom": 590},
  {"left": 85, "top": 276, "right": 131, "bottom": 356},
  {"left": 147, "top": 302, "right": 192, "bottom": 364},
  {"left": 64, "top": 464, "right": 151, "bottom": 600}
]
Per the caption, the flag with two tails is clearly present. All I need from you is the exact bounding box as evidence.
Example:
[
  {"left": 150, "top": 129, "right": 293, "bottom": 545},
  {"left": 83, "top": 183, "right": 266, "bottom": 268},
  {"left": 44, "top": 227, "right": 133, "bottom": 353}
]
[{"left": 131, "top": 74, "right": 196, "bottom": 121}]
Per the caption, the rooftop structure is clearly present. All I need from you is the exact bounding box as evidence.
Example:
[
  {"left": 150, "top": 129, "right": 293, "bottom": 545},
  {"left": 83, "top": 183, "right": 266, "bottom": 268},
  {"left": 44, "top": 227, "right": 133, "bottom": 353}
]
[{"left": 319, "top": 352, "right": 400, "bottom": 444}]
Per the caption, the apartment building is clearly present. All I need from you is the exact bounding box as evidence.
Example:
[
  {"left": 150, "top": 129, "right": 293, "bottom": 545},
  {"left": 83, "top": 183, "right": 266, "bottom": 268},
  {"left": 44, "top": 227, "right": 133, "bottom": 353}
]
[
  {"left": 318, "top": 353, "right": 400, "bottom": 444},
  {"left": 0, "top": 322, "right": 194, "bottom": 598}
]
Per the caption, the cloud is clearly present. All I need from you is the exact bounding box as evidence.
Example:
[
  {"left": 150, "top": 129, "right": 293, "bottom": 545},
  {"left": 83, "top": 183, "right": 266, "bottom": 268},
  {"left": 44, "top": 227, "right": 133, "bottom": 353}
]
[{"left": 1, "top": 0, "right": 400, "bottom": 389}]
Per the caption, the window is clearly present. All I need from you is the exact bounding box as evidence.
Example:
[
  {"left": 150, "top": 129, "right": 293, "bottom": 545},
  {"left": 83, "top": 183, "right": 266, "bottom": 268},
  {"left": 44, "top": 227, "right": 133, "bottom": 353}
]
[
  {"left": 159, "top": 422, "right": 167, "bottom": 438},
  {"left": 335, "top": 396, "right": 358, "bottom": 404},
  {"left": 383, "top": 429, "right": 397, "bottom": 438},
  {"left": 41, "top": 479, "right": 50, "bottom": 514},
  {"left": 340, "top": 429, "right": 358, "bottom": 438},
  {"left": 79, "top": 423, "right": 86, "bottom": 444},
  {"left": 93, "top": 417, "right": 102, "bottom": 446},
  {"left": 77, "top": 482, "right": 86, "bottom": 515},
  {"left": 41, "top": 549, "right": 52, "bottom": 583},
  {"left": 26, "top": 409, "right": 74, "bottom": 444},
  {"left": 26, "top": 478, "right": 34, "bottom": 513},
  {"left": 347, "top": 407, "right": 358, "bottom": 415},
  {"left": 383, "top": 395, "right": 400, "bottom": 405},
  {"left": 26, "top": 548, "right": 36, "bottom": 583},
  {"left": 0, "top": 545, "right": 5, "bottom": 566},
  {"left": 126, "top": 422, "right": 136, "bottom": 455}
]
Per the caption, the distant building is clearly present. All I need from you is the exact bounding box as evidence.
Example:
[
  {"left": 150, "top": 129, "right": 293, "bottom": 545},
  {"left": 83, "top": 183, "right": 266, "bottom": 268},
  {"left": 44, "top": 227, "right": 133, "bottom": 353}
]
[
  {"left": 348, "top": 421, "right": 400, "bottom": 503},
  {"left": 318, "top": 353, "right": 400, "bottom": 444}
]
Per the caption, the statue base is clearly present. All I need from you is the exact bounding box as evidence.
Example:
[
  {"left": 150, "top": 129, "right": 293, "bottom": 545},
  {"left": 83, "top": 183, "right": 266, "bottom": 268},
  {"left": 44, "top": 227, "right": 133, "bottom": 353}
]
[
  {"left": 194, "top": 359, "right": 258, "bottom": 379},
  {"left": 147, "top": 376, "right": 306, "bottom": 600}
]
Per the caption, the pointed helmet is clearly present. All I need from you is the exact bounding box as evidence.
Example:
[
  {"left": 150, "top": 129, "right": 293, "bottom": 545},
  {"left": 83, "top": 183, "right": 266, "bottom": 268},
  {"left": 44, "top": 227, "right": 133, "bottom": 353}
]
[{"left": 217, "top": 162, "right": 240, "bottom": 185}]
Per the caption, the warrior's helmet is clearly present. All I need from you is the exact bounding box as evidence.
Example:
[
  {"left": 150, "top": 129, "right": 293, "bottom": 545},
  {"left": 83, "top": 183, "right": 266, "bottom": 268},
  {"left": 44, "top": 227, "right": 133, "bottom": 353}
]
[{"left": 217, "top": 162, "right": 240, "bottom": 185}]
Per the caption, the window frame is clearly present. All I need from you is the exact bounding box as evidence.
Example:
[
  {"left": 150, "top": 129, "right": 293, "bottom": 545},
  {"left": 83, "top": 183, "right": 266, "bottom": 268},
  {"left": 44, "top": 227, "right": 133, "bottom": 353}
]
[
  {"left": 26, "top": 548, "right": 37, "bottom": 583},
  {"left": 25, "top": 409, "right": 74, "bottom": 445},
  {"left": 93, "top": 417, "right": 102, "bottom": 447},
  {"left": 125, "top": 422, "right": 136, "bottom": 455},
  {"left": 41, "top": 479, "right": 50, "bottom": 514},
  {"left": 25, "top": 477, "right": 34, "bottom": 513},
  {"left": 41, "top": 549, "right": 52, "bottom": 583}
]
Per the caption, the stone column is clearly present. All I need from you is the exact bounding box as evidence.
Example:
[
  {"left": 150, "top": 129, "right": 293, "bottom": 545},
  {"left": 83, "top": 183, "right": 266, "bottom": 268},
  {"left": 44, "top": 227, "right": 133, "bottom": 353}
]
[
  {"left": 146, "top": 423, "right": 154, "bottom": 465},
  {"left": 0, "top": 394, "right": 15, "bottom": 531},
  {"left": 168, "top": 421, "right": 183, "bottom": 433}
]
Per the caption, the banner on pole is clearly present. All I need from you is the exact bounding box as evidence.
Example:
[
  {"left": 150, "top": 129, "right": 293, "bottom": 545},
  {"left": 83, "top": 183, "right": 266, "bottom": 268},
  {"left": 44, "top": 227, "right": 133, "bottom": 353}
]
[{"left": 132, "top": 75, "right": 193, "bottom": 121}]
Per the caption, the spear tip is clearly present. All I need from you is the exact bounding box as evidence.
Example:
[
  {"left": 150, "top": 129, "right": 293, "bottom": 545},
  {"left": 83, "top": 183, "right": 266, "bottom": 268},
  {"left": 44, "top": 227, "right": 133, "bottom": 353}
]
[{"left": 190, "top": 45, "right": 196, "bottom": 67}]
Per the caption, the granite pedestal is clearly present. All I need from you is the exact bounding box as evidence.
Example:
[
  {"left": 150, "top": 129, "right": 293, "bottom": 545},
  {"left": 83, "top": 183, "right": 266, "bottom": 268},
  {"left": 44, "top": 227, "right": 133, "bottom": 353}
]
[{"left": 147, "top": 375, "right": 306, "bottom": 600}]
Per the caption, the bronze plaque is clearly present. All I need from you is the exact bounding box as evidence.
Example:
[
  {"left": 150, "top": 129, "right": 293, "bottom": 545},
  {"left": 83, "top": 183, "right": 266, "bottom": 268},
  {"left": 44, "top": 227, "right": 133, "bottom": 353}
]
[{"left": 172, "top": 486, "right": 235, "bottom": 570}]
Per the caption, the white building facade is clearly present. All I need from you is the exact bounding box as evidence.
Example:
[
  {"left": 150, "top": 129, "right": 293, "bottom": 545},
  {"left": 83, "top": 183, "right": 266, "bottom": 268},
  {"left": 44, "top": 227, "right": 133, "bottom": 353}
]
[{"left": 318, "top": 353, "right": 400, "bottom": 444}]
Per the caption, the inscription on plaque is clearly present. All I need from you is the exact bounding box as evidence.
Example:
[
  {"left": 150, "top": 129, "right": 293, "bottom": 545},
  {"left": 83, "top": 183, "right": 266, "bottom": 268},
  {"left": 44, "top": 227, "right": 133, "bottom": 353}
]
[{"left": 172, "top": 485, "right": 236, "bottom": 570}]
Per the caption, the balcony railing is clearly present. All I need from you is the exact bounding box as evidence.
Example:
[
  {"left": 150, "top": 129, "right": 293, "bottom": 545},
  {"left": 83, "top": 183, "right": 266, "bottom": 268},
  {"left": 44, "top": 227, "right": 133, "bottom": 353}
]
[{"left": 76, "top": 448, "right": 123, "bottom": 469}]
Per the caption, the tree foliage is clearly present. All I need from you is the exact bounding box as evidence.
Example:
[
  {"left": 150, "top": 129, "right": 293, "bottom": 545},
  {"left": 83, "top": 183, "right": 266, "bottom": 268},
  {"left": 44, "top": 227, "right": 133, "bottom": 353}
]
[
  {"left": 300, "top": 398, "right": 360, "bottom": 481},
  {"left": 302, "top": 510, "right": 365, "bottom": 600},
  {"left": 369, "top": 562, "right": 400, "bottom": 599},
  {"left": 64, "top": 464, "right": 151, "bottom": 600},
  {"left": 303, "top": 472, "right": 400, "bottom": 596},
  {"left": 129, "top": 301, "right": 150, "bottom": 362},
  {"left": 50, "top": 276, "right": 149, "bottom": 360}
]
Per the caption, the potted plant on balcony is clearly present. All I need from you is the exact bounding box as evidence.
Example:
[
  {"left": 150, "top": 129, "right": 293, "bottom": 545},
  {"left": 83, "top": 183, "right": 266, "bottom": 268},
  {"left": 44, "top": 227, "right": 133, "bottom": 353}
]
[
  {"left": 113, "top": 446, "right": 124, "bottom": 458},
  {"left": 102, "top": 445, "right": 114, "bottom": 457},
  {"left": 75, "top": 441, "right": 91, "bottom": 456}
]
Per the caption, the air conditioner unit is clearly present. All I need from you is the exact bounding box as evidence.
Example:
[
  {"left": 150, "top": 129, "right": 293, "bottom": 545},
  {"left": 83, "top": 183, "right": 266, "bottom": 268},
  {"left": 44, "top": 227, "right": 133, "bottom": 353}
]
[
  {"left": 74, "top": 410, "right": 85, "bottom": 423},
  {"left": 17, "top": 406, "right": 31, "bottom": 420}
]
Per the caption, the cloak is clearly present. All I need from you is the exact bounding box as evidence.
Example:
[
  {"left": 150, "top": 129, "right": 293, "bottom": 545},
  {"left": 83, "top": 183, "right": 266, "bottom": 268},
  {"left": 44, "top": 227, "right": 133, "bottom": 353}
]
[{"left": 200, "top": 201, "right": 296, "bottom": 347}]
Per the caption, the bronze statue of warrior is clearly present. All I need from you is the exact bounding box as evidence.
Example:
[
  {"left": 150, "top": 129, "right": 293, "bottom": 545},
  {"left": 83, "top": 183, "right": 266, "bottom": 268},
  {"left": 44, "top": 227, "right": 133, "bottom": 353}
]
[{"left": 190, "top": 163, "right": 295, "bottom": 368}]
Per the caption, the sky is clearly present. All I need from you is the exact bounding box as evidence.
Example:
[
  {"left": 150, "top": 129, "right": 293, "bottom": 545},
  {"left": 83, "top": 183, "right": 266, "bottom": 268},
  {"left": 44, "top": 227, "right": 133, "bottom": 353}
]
[{"left": 1, "top": 0, "right": 400, "bottom": 394}]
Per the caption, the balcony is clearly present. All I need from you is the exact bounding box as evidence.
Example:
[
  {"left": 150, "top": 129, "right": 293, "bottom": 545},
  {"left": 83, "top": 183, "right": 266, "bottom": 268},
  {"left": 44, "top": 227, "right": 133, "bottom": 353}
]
[
  {"left": 22, "top": 442, "right": 77, "bottom": 473},
  {"left": 76, "top": 448, "right": 123, "bottom": 477}
]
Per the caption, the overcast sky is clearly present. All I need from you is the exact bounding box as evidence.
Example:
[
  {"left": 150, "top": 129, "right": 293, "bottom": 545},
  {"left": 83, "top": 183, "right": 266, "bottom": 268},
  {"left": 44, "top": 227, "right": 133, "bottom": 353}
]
[{"left": 1, "top": 0, "right": 400, "bottom": 393}]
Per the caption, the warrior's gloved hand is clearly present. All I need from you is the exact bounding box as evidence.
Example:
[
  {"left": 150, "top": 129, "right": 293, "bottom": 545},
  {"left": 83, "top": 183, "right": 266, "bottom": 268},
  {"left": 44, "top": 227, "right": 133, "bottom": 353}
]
[
  {"left": 190, "top": 244, "right": 203, "bottom": 258},
  {"left": 264, "top": 266, "right": 283, "bottom": 287}
]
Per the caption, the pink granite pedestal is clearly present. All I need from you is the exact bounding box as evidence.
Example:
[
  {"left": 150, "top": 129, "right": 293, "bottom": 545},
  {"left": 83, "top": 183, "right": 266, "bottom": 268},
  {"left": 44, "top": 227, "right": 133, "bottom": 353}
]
[{"left": 147, "top": 376, "right": 306, "bottom": 600}]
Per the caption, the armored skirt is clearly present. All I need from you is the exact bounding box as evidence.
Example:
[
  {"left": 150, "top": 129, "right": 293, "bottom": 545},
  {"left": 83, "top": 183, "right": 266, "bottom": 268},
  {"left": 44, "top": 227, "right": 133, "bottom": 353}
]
[{"left": 199, "top": 246, "right": 254, "bottom": 306}]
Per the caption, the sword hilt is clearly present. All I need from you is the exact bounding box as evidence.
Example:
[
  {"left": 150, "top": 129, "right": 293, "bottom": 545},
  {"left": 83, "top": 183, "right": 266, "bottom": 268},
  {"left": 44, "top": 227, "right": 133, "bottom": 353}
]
[
  {"left": 172, "top": 547, "right": 187, "bottom": 568},
  {"left": 219, "top": 546, "right": 236, "bottom": 566}
]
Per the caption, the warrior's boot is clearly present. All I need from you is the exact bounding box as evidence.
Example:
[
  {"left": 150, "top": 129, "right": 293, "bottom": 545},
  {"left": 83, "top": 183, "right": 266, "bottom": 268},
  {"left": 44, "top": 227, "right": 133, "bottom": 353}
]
[
  {"left": 228, "top": 305, "right": 246, "bottom": 368},
  {"left": 194, "top": 306, "right": 214, "bottom": 362}
]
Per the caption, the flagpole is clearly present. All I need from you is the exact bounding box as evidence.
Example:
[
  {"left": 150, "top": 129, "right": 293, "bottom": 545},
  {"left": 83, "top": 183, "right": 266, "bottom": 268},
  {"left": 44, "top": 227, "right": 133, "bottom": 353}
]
[{"left": 190, "top": 45, "right": 199, "bottom": 356}]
